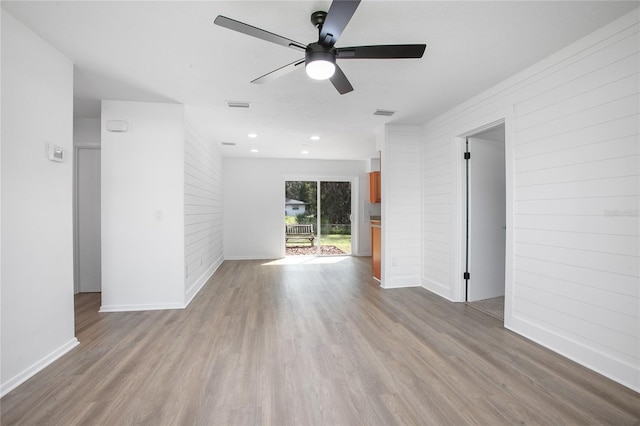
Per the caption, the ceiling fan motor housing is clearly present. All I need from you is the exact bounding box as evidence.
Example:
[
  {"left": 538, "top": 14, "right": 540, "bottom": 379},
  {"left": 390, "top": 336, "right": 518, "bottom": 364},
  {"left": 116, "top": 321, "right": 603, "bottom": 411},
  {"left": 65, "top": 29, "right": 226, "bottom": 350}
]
[{"left": 305, "top": 43, "right": 336, "bottom": 66}]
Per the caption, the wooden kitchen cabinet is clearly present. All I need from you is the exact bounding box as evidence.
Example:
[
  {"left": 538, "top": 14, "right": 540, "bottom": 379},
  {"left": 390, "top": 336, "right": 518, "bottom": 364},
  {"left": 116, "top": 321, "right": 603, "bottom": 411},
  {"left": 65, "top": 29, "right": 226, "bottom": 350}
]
[
  {"left": 369, "top": 172, "right": 381, "bottom": 203},
  {"left": 371, "top": 221, "right": 381, "bottom": 280}
]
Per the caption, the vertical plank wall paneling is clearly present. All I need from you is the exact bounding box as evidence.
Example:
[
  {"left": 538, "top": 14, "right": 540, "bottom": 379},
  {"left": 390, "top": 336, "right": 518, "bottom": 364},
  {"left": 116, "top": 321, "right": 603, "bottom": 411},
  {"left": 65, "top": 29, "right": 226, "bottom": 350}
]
[
  {"left": 382, "top": 126, "right": 422, "bottom": 288},
  {"left": 184, "top": 122, "right": 224, "bottom": 303},
  {"left": 420, "top": 10, "right": 639, "bottom": 390}
]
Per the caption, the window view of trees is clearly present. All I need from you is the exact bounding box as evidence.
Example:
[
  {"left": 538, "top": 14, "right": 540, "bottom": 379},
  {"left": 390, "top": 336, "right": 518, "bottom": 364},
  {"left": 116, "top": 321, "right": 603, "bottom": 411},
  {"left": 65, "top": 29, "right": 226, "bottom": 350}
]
[
  {"left": 320, "top": 181, "right": 351, "bottom": 227},
  {"left": 285, "top": 181, "right": 317, "bottom": 224},
  {"left": 320, "top": 181, "right": 351, "bottom": 236}
]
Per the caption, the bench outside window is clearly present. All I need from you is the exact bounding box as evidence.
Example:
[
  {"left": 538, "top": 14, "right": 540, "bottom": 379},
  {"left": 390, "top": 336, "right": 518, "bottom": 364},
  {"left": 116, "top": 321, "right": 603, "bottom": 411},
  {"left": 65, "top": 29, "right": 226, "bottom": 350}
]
[{"left": 285, "top": 224, "right": 315, "bottom": 246}]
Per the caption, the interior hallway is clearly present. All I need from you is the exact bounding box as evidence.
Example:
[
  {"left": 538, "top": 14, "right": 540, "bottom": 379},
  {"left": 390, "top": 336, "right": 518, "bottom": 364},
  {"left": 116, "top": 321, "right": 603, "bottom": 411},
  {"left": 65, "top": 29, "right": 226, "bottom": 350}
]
[{"left": 1, "top": 257, "right": 638, "bottom": 425}]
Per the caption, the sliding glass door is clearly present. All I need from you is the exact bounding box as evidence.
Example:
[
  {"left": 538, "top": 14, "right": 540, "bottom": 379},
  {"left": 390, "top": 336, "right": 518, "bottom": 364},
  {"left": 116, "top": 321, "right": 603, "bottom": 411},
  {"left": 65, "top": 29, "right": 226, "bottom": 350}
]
[{"left": 285, "top": 180, "right": 352, "bottom": 256}]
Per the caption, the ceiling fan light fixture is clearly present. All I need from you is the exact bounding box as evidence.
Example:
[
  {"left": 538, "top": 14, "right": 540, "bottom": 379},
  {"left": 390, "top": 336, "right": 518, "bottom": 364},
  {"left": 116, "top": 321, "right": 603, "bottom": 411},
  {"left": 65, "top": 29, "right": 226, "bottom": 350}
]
[
  {"left": 216, "top": 3, "right": 427, "bottom": 95},
  {"left": 306, "top": 60, "right": 335, "bottom": 80},
  {"left": 305, "top": 45, "right": 336, "bottom": 80}
]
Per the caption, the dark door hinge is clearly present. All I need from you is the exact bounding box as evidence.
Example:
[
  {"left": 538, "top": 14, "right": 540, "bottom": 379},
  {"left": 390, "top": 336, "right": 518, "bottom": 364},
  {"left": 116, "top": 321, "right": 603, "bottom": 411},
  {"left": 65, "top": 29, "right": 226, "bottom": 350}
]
[
  {"left": 464, "top": 152, "right": 471, "bottom": 160},
  {"left": 463, "top": 272, "right": 470, "bottom": 280}
]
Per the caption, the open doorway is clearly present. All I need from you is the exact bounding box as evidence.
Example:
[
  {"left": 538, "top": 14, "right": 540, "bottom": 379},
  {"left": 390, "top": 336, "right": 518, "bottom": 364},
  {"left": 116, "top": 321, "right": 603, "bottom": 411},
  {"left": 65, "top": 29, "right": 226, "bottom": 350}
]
[
  {"left": 464, "top": 123, "right": 506, "bottom": 321},
  {"left": 285, "top": 180, "right": 352, "bottom": 256},
  {"left": 74, "top": 146, "right": 102, "bottom": 294}
]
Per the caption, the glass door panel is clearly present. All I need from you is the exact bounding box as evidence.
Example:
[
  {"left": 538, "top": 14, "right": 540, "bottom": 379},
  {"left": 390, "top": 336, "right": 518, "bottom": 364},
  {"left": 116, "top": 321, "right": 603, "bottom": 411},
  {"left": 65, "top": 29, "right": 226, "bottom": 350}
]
[
  {"left": 285, "top": 181, "right": 317, "bottom": 255},
  {"left": 319, "top": 181, "right": 351, "bottom": 255}
]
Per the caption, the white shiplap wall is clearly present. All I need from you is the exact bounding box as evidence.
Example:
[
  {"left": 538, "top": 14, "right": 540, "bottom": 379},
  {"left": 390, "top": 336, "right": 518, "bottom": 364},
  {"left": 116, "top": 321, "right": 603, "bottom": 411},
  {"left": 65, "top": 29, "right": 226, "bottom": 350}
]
[
  {"left": 421, "top": 129, "right": 456, "bottom": 298},
  {"left": 421, "top": 10, "right": 639, "bottom": 390},
  {"left": 381, "top": 125, "right": 422, "bottom": 288},
  {"left": 184, "top": 122, "right": 224, "bottom": 304}
]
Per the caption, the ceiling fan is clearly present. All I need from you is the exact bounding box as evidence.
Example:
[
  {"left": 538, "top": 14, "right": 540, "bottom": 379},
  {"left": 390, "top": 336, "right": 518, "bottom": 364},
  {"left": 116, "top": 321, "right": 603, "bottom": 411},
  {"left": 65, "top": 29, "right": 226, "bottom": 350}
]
[{"left": 214, "top": 0, "right": 426, "bottom": 94}]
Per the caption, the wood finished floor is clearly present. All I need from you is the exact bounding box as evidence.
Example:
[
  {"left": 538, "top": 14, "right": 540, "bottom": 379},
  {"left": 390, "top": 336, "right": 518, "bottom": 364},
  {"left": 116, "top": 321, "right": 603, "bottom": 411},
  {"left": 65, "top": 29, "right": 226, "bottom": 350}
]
[{"left": 2, "top": 257, "right": 639, "bottom": 425}]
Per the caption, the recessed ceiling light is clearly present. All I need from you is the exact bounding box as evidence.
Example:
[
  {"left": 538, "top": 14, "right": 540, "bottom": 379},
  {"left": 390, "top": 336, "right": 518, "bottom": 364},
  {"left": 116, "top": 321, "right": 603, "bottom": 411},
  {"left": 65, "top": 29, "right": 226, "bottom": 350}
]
[
  {"left": 250, "top": 148, "right": 258, "bottom": 153},
  {"left": 301, "top": 150, "right": 309, "bottom": 154},
  {"left": 248, "top": 133, "right": 257, "bottom": 138},
  {"left": 310, "top": 135, "right": 320, "bottom": 141}
]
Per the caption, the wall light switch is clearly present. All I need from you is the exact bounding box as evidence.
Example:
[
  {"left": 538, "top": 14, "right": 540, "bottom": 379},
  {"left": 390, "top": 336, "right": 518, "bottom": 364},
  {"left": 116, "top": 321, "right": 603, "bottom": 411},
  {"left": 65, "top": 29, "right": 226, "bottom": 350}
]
[
  {"left": 154, "top": 209, "right": 164, "bottom": 221},
  {"left": 47, "top": 144, "right": 64, "bottom": 162}
]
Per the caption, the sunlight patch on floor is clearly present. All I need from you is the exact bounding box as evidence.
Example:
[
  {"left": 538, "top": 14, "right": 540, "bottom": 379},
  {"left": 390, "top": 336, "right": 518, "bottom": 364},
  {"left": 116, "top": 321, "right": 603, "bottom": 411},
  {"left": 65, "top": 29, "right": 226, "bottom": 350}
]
[{"left": 262, "top": 256, "right": 349, "bottom": 266}]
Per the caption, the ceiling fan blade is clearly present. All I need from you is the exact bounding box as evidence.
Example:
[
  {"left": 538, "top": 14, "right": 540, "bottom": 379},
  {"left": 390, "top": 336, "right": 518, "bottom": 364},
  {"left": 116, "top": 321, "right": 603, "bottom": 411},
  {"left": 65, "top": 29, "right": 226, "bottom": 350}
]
[
  {"left": 214, "top": 15, "right": 306, "bottom": 52},
  {"left": 251, "top": 58, "right": 305, "bottom": 85},
  {"left": 337, "top": 44, "right": 427, "bottom": 59},
  {"left": 319, "top": 0, "right": 361, "bottom": 47},
  {"left": 329, "top": 64, "right": 354, "bottom": 95}
]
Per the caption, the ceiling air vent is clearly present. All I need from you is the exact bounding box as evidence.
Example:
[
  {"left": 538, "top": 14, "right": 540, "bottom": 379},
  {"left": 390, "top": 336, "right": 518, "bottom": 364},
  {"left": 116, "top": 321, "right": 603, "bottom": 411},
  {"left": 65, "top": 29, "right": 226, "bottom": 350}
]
[
  {"left": 226, "top": 101, "right": 251, "bottom": 108},
  {"left": 221, "top": 142, "right": 236, "bottom": 146},
  {"left": 373, "top": 109, "right": 396, "bottom": 117}
]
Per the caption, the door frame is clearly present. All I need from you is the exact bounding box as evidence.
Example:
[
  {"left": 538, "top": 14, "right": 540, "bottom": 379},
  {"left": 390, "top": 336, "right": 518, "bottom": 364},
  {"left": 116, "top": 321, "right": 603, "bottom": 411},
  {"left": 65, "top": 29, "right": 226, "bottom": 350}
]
[
  {"left": 283, "top": 175, "right": 359, "bottom": 257},
  {"left": 452, "top": 109, "right": 514, "bottom": 328},
  {"left": 73, "top": 143, "right": 101, "bottom": 294},
  {"left": 465, "top": 127, "right": 507, "bottom": 303}
]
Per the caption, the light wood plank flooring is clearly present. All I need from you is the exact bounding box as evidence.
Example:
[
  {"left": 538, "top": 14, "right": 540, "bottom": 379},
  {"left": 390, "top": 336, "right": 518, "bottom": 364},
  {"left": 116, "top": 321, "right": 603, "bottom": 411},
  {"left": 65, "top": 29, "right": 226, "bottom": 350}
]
[{"left": 2, "top": 257, "right": 639, "bottom": 425}]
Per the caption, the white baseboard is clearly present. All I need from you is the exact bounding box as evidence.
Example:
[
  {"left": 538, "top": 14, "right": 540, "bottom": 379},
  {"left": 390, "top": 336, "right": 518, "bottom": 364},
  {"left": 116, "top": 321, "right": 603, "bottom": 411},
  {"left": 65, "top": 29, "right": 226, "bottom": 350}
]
[
  {"left": 509, "top": 315, "right": 640, "bottom": 392},
  {"left": 1, "top": 337, "right": 79, "bottom": 398},
  {"left": 381, "top": 274, "right": 421, "bottom": 289},
  {"left": 223, "top": 255, "right": 280, "bottom": 260},
  {"left": 99, "top": 303, "right": 184, "bottom": 312},
  {"left": 421, "top": 277, "right": 454, "bottom": 301},
  {"left": 184, "top": 255, "right": 223, "bottom": 307}
]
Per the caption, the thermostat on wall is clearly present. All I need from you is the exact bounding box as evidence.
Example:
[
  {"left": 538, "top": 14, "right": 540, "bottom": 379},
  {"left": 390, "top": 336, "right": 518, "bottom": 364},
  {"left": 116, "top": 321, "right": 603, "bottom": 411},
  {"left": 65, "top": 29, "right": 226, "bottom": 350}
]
[{"left": 48, "top": 144, "right": 64, "bottom": 162}]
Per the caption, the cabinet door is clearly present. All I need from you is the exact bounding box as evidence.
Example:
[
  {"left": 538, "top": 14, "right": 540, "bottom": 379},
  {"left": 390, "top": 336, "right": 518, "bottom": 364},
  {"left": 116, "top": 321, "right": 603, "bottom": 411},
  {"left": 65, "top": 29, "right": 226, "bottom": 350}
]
[
  {"left": 369, "top": 172, "right": 381, "bottom": 203},
  {"left": 372, "top": 225, "right": 381, "bottom": 279}
]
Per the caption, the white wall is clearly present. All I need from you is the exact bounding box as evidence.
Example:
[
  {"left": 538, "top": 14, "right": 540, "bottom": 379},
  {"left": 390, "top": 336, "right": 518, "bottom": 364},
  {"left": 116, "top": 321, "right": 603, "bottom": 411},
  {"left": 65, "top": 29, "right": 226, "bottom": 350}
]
[
  {"left": 184, "top": 119, "right": 224, "bottom": 304},
  {"left": 420, "top": 9, "right": 639, "bottom": 390},
  {"left": 379, "top": 125, "right": 422, "bottom": 288},
  {"left": 73, "top": 118, "right": 101, "bottom": 145},
  {"left": 1, "top": 11, "right": 78, "bottom": 397},
  {"left": 224, "top": 158, "right": 369, "bottom": 259},
  {"left": 101, "top": 100, "right": 185, "bottom": 311}
]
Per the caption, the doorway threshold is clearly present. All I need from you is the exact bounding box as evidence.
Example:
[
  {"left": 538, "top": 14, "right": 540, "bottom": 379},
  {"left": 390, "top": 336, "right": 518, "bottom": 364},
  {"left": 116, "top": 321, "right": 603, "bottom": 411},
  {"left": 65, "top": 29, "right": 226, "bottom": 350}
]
[{"left": 467, "top": 296, "right": 504, "bottom": 321}]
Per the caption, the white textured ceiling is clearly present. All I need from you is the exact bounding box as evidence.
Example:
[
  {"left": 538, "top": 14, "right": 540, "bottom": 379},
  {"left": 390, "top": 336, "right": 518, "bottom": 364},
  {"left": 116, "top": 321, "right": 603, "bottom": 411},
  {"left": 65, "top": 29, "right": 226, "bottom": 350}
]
[{"left": 2, "top": 1, "right": 637, "bottom": 160}]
